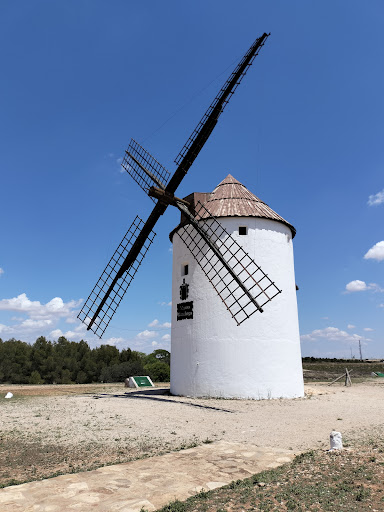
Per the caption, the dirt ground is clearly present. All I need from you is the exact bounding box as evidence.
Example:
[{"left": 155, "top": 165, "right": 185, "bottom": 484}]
[{"left": 1, "top": 380, "right": 384, "bottom": 487}]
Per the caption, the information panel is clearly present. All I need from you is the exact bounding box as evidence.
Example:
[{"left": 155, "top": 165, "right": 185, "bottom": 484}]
[
  {"left": 177, "top": 301, "right": 193, "bottom": 321},
  {"left": 130, "top": 376, "right": 154, "bottom": 388}
]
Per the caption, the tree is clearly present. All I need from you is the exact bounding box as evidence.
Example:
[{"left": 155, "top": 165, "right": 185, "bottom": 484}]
[
  {"left": 60, "top": 368, "right": 72, "bottom": 384},
  {"left": 29, "top": 370, "right": 44, "bottom": 384},
  {"left": 75, "top": 370, "right": 88, "bottom": 384},
  {"left": 144, "top": 361, "right": 170, "bottom": 382},
  {"left": 31, "top": 337, "right": 53, "bottom": 381},
  {"left": 119, "top": 348, "right": 133, "bottom": 362},
  {"left": 0, "top": 339, "right": 32, "bottom": 383},
  {"left": 80, "top": 353, "right": 98, "bottom": 383},
  {"left": 144, "top": 349, "right": 170, "bottom": 367},
  {"left": 0, "top": 337, "right": 169, "bottom": 384},
  {"left": 100, "top": 360, "right": 144, "bottom": 383}
]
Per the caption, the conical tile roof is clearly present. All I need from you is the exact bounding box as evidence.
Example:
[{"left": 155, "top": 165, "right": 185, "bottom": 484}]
[{"left": 197, "top": 174, "right": 296, "bottom": 237}]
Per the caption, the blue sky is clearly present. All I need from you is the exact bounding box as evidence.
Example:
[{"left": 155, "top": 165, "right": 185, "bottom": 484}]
[{"left": 0, "top": 1, "right": 383, "bottom": 358}]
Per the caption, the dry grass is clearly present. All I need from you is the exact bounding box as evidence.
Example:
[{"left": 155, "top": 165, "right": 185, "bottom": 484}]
[
  {"left": 0, "top": 382, "right": 168, "bottom": 397},
  {"left": 156, "top": 429, "right": 384, "bottom": 512},
  {"left": 0, "top": 383, "right": 194, "bottom": 488},
  {"left": 303, "top": 361, "right": 384, "bottom": 382},
  {"left": 0, "top": 430, "right": 179, "bottom": 488}
]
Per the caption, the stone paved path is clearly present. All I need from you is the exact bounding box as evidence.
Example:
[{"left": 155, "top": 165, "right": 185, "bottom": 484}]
[{"left": 0, "top": 440, "right": 297, "bottom": 512}]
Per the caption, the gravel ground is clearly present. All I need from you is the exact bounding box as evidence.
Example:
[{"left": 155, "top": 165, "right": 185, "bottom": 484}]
[
  {"left": 2, "top": 381, "right": 384, "bottom": 449},
  {"left": 1, "top": 381, "right": 384, "bottom": 485}
]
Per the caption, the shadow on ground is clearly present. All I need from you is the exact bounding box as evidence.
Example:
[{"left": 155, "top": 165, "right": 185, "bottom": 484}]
[{"left": 92, "top": 388, "right": 236, "bottom": 413}]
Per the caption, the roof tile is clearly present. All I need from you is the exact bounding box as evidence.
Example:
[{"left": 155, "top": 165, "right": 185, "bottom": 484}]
[
  {"left": 197, "top": 174, "right": 296, "bottom": 237},
  {"left": 169, "top": 174, "right": 296, "bottom": 240}
]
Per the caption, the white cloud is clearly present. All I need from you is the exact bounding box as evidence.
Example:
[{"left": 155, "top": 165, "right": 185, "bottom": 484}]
[
  {"left": 364, "top": 327, "right": 374, "bottom": 332},
  {"left": 345, "top": 280, "right": 368, "bottom": 292},
  {"left": 370, "top": 283, "right": 384, "bottom": 292},
  {"left": 49, "top": 321, "right": 88, "bottom": 342},
  {"left": 0, "top": 294, "right": 42, "bottom": 313},
  {"left": 50, "top": 329, "right": 63, "bottom": 339},
  {"left": 347, "top": 324, "right": 355, "bottom": 329},
  {"left": 345, "top": 280, "right": 383, "bottom": 293},
  {"left": 63, "top": 330, "right": 81, "bottom": 340},
  {"left": 159, "top": 301, "right": 172, "bottom": 307},
  {"left": 137, "top": 329, "right": 157, "bottom": 339},
  {"left": 0, "top": 323, "right": 13, "bottom": 335},
  {"left": 151, "top": 341, "right": 158, "bottom": 347},
  {"left": 117, "top": 157, "right": 125, "bottom": 173},
  {"left": 0, "top": 268, "right": 4, "bottom": 276},
  {"left": 0, "top": 294, "right": 82, "bottom": 319},
  {"left": 148, "top": 319, "right": 171, "bottom": 329},
  {"left": 364, "top": 241, "right": 384, "bottom": 261},
  {"left": 0, "top": 293, "right": 84, "bottom": 342},
  {"left": 20, "top": 318, "right": 53, "bottom": 329},
  {"left": 104, "top": 337, "right": 125, "bottom": 346},
  {"left": 301, "top": 326, "right": 369, "bottom": 344},
  {"left": 368, "top": 189, "right": 384, "bottom": 206},
  {"left": 0, "top": 292, "right": 171, "bottom": 351},
  {"left": 161, "top": 334, "right": 171, "bottom": 341}
]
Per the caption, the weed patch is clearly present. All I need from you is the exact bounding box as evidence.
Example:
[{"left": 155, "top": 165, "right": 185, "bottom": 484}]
[{"left": 155, "top": 436, "right": 384, "bottom": 512}]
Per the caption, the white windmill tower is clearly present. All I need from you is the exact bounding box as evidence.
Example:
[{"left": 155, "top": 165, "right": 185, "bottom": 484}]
[{"left": 170, "top": 174, "right": 304, "bottom": 399}]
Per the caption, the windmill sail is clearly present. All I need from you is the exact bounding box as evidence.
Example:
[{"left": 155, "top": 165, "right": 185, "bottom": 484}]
[
  {"left": 175, "top": 201, "right": 281, "bottom": 325},
  {"left": 78, "top": 216, "right": 156, "bottom": 338},
  {"left": 78, "top": 32, "right": 270, "bottom": 338},
  {"left": 121, "top": 139, "right": 171, "bottom": 200},
  {"left": 174, "top": 33, "right": 269, "bottom": 167},
  {"left": 166, "top": 32, "right": 269, "bottom": 194}
]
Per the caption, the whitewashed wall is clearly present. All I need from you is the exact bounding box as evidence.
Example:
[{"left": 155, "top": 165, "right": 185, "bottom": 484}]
[{"left": 170, "top": 216, "right": 304, "bottom": 399}]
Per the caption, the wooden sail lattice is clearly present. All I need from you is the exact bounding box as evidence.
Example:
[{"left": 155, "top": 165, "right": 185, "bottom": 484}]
[
  {"left": 122, "top": 139, "right": 171, "bottom": 201},
  {"left": 78, "top": 216, "right": 156, "bottom": 337},
  {"left": 175, "top": 201, "right": 281, "bottom": 325}
]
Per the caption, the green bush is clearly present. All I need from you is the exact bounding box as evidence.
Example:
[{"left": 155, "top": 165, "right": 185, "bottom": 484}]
[{"left": 144, "top": 361, "right": 170, "bottom": 382}]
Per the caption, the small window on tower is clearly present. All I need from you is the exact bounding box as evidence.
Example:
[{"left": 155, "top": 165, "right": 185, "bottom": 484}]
[
  {"left": 239, "top": 226, "right": 247, "bottom": 235},
  {"left": 182, "top": 264, "right": 189, "bottom": 276}
]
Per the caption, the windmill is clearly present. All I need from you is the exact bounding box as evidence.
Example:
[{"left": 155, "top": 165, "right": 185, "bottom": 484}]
[
  {"left": 170, "top": 174, "right": 304, "bottom": 399},
  {"left": 78, "top": 33, "right": 276, "bottom": 338}
]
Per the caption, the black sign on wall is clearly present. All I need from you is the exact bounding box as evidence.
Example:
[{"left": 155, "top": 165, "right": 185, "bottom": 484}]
[
  {"left": 180, "top": 279, "right": 189, "bottom": 300},
  {"left": 177, "top": 301, "right": 193, "bottom": 321}
]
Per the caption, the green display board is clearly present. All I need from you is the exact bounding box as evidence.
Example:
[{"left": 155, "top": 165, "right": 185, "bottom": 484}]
[{"left": 133, "top": 376, "right": 154, "bottom": 387}]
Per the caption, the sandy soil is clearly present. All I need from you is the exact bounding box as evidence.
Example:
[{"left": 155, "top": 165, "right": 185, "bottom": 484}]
[{"left": 1, "top": 381, "right": 384, "bottom": 485}]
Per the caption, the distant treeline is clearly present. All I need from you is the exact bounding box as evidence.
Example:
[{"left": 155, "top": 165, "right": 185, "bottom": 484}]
[
  {"left": 0, "top": 337, "right": 170, "bottom": 384},
  {"left": 302, "top": 357, "right": 383, "bottom": 363},
  {"left": 2, "top": 339, "right": 381, "bottom": 386}
]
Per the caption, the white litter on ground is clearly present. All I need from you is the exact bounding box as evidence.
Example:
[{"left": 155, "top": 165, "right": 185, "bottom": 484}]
[
  {"left": 5, "top": 392, "right": 13, "bottom": 399},
  {"left": 329, "top": 430, "right": 343, "bottom": 450}
]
